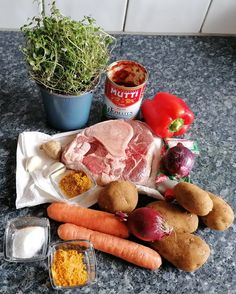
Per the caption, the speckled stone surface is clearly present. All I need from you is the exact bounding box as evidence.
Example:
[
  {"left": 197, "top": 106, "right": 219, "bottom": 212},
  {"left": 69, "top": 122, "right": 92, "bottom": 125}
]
[{"left": 0, "top": 31, "right": 236, "bottom": 294}]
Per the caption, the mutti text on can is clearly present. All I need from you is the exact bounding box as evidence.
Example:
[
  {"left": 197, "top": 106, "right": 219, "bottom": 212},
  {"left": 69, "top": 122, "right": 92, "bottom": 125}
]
[{"left": 103, "top": 60, "right": 148, "bottom": 120}]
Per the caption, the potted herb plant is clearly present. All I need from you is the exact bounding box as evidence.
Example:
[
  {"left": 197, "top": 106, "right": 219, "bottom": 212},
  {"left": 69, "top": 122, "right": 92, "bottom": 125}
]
[{"left": 21, "top": 1, "right": 115, "bottom": 130}]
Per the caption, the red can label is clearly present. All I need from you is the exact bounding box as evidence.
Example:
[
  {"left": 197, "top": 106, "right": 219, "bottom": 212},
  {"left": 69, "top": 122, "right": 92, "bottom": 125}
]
[
  {"left": 103, "top": 60, "right": 148, "bottom": 119},
  {"left": 105, "top": 81, "right": 145, "bottom": 107}
]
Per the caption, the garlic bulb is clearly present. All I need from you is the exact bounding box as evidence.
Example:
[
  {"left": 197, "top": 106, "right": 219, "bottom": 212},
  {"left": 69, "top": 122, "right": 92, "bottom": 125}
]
[{"left": 40, "top": 140, "right": 62, "bottom": 160}]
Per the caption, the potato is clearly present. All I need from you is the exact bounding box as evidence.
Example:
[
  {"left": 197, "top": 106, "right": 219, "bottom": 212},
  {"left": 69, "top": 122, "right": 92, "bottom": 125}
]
[
  {"left": 200, "top": 192, "right": 234, "bottom": 231},
  {"left": 151, "top": 232, "right": 210, "bottom": 272},
  {"left": 147, "top": 200, "right": 199, "bottom": 233},
  {"left": 98, "top": 180, "right": 138, "bottom": 213},
  {"left": 174, "top": 182, "right": 213, "bottom": 216}
]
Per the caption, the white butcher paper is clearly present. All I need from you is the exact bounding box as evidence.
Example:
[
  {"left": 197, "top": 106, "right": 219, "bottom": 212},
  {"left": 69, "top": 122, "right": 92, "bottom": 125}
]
[
  {"left": 15, "top": 127, "right": 164, "bottom": 209},
  {"left": 16, "top": 130, "right": 101, "bottom": 209}
]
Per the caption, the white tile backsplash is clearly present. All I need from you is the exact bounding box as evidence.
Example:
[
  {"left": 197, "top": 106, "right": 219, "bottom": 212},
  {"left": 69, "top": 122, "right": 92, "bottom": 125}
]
[
  {"left": 0, "top": 0, "right": 235, "bottom": 35},
  {"left": 124, "top": 0, "right": 211, "bottom": 33},
  {"left": 0, "top": 0, "right": 40, "bottom": 29},
  {"left": 202, "top": 0, "right": 236, "bottom": 34},
  {"left": 51, "top": 0, "right": 127, "bottom": 32}
]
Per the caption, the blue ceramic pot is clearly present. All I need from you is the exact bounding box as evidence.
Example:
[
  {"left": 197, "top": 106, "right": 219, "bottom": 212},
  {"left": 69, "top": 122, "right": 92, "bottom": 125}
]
[{"left": 39, "top": 86, "right": 95, "bottom": 131}]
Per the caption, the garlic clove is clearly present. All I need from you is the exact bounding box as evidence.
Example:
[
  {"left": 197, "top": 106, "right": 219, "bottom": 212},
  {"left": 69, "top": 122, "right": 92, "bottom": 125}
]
[
  {"left": 25, "top": 156, "right": 42, "bottom": 173},
  {"left": 43, "top": 162, "right": 66, "bottom": 178}
]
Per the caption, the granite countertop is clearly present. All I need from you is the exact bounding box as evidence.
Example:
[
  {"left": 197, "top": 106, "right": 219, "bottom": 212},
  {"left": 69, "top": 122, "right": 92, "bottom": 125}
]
[{"left": 0, "top": 31, "right": 236, "bottom": 294}]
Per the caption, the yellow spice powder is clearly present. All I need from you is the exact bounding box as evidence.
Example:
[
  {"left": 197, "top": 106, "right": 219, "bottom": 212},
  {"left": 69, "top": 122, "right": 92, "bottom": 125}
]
[
  {"left": 51, "top": 249, "right": 88, "bottom": 287},
  {"left": 59, "top": 170, "right": 92, "bottom": 198}
]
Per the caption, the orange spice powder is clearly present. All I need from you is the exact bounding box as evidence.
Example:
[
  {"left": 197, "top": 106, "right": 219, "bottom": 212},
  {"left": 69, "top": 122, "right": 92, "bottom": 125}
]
[
  {"left": 51, "top": 248, "right": 88, "bottom": 287},
  {"left": 59, "top": 170, "right": 92, "bottom": 198}
]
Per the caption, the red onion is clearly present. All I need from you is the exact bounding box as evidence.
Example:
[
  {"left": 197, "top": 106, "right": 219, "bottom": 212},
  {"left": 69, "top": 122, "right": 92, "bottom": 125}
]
[
  {"left": 116, "top": 207, "right": 172, "bottom": 242},
  {"left": 162, "top": 143, "right": 195, "bottom": 177}
]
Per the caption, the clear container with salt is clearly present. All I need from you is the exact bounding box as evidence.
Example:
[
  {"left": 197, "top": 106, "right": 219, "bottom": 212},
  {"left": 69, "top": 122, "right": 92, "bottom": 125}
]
[{"left": 4, "top": 216, "right": 50, "bottom": 262}]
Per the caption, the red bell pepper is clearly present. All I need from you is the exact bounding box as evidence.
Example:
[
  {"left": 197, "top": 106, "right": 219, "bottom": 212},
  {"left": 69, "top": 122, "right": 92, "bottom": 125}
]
[{"left": 141, "top": 92, "right": 194, "bottom": 138}]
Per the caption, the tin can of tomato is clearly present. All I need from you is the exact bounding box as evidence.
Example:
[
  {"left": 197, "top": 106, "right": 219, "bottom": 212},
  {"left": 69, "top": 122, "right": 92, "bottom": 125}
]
[{"left": 103, "top": 60, "right": 148, "bottom": 119}]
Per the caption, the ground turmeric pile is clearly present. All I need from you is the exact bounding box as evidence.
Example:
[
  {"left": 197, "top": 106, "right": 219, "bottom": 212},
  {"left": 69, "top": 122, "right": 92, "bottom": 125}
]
[
  {"left": 59, "top": 170, "right": 92, "bottom": 198},
  {"left": 51, "top": 248, "right": 88, "bottom": 287}
]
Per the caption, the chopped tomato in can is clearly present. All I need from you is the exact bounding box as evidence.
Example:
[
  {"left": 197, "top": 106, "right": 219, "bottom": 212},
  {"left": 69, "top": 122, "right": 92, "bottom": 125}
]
[{"left": 103, "top": 60, "right": 148, "bottom": 119}]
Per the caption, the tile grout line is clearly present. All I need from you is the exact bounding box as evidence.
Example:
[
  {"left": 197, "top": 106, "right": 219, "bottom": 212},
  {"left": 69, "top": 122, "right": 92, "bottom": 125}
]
[
  {"left": 122, "top": 0, "right": 130, "bottom": 32},
  {"left": 200, "top": 0, "right": 214, "bottom": 33},
  {"left": 0, "top": 28, "right": 235, "bottom": 36}
]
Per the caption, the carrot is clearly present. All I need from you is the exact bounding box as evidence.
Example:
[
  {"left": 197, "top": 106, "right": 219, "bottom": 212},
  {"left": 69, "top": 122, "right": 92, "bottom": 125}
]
[
  {"left": 47, "top": 202, "right": 129, "bottom": 238},
  {"left": 58, "top": 223, "right": 162, "bottom": 270}
]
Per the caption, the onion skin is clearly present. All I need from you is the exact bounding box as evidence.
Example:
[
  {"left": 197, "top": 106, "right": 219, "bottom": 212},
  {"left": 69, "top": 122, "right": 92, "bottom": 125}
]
[
  {"left": 162, "top": 143, "right": 195, "bottom": 177},
  {"left": 126, "top": 207, "right": 173, "bottom": 242}
]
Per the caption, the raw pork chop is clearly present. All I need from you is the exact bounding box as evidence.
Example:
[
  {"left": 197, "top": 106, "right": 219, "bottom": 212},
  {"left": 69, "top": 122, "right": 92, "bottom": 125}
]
[
  {"left": 84, "top": 120, "right": 133, "bottom": 157},
  {"left": 61, "top": 120, "right": 157, "bottom": 186}
]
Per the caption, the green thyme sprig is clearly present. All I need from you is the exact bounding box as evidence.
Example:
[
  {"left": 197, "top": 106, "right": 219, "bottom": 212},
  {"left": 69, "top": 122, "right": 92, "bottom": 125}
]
[{"left": 21, "top": 1, "right": 115, "bottom": 95}]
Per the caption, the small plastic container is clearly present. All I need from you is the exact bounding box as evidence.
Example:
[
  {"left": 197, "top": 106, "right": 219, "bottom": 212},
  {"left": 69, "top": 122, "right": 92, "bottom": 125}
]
[
  {"left": 48, "top": 240, "right": 97, "bottom": 290},
  {"left": 50, "top": 164, "right": 97, "bottom": 203},
  {"left": 4, "top": 217, "right": 97, "bottom": 290},
  {"left": 4, "top": 216, "right": 50, "bottom": 262}
]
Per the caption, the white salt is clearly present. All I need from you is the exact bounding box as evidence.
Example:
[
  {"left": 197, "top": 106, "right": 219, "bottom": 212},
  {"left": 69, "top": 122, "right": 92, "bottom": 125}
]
[{"left": 12, "top": 226, "right": 46, "bottom": 259}]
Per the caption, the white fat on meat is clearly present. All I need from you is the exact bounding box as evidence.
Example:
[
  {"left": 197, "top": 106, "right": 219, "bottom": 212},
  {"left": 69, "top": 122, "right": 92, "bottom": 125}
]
[
  {"left": 61, "top": 120, "right": 161, "bottom": 186},
  {"left": 62, "top": 135, "right": 92, "bottom": 164},
  {"left": 84, "top": 120, "right": 133, "bottom": 157}
]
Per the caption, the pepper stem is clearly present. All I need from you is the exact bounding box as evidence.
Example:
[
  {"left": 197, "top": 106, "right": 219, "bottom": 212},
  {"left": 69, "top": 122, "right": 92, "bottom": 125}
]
[{"left": 169, "top": 118, "right": 184, "bottom": 132}]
